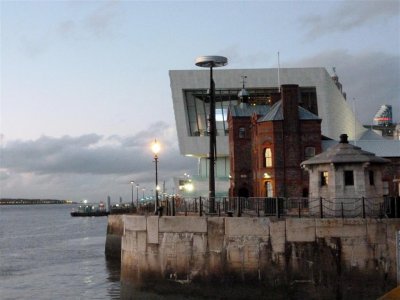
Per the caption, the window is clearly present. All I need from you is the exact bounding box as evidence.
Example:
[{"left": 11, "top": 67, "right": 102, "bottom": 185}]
[
  {"left": 344, "top": 171, "right": 354, "bottom": 186},
  {"left": 264, "top": 148, "right": 272, "bottom": 167},
  {"left": 369, "top": 170, "right": 375, "bottom": 185},
  {"left": 265, "top": 181, "right": 273, "bottom": 197},
  {"left": 239, "top": 127, "right": 246, "bottom": 138},
  {"left": 304, "top": 147, "right": 316, "bottom": 160},
  {"left": 383, "top": 181, "right": 389, "bottom": 195},
  {"left": 320, "top": 171, "right": 328, "bottom": 186}
]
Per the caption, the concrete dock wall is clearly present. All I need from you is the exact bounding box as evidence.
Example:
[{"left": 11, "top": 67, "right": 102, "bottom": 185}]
[
  {"left": 105, "top": 214, "right": 124, "bottom": 260},
  {"left": 117, "top": 216, "right": 400, "bottom": 297}
]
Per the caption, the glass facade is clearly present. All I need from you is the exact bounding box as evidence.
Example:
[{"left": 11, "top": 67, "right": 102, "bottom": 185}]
[{"left": 184, "top": 87, "right": 318, "bottom": 137}]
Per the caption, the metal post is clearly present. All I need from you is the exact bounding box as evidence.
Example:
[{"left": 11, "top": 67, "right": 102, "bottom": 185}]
[
  {"left": 236, "top": 197, "right": 241, "bottom": 217},
  {"left": 341, "top": 202, "right": 344, "bottom": 219},
  {"left": 257, "top": 199, "right": 260, "bottom": 217},
  {"left": 298, "top": 201, "right": 301, "bottom": 218},
  {"left": 154, "top": 155, "right": 159, "bottom": 215},
  {"left": 136, "top": 185, "right": 139, "bottom": 212},
  {"left": 276, "top": 197, "right": 280, "bottom": 218},
  {"left": 199, "top": 197, "right": 203, "bottom": 217},
  {"left": 320, "top": 197, "right": 323, "bottom": 219},
  {"left": 208, "top": 66, "right": 216, "bottom": 214},
  {"left": 362, "top": 197, "right": 366, "bottom": 218},
  {"left": 172, "top": 196, "right": 175, "bottom": 216}
]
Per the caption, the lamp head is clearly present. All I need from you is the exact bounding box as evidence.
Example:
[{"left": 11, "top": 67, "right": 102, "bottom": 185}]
[{"left": 151, "top": 139, "right": 160, "bottom": 155}]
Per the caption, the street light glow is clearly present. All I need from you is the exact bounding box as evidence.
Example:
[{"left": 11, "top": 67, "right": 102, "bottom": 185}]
[{"left": 151, "top": 139, "right": 160, "bottom": 155}]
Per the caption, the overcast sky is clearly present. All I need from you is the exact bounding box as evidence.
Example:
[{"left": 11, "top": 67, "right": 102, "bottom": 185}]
[{"left": 1, "top": 0, "right": 399, "bottom": 202}]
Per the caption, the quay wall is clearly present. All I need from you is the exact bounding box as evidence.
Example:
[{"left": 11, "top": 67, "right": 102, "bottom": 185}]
[
  {"left": 115, "top": 216, "right": 400, "bottom": 298},
  {"left": 105, "top": 214, "right": 124, "bottom": 260}
]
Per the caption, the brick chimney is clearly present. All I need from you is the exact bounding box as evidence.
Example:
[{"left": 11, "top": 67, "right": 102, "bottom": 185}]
[{"left": 281, "top": 84, "right": 300, "bottom": 133}]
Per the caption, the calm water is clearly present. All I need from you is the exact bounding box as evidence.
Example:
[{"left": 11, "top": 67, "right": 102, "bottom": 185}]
[
  {"left": 0, "top": 205, "right": 292, "bottom": 299},
  {"left": 0, "top": 205, "right": 120, "bottom": 300}
]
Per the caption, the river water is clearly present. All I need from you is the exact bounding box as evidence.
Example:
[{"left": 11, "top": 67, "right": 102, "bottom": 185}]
[
  {"left": 0, "top": 205, "right": 296, "bottom": 299},
  {"left": 0, "top": 204, "right": 120, "bottom": 299}
]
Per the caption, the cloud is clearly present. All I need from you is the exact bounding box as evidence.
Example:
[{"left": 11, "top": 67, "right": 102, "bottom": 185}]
[
  {"left": 84, "top": 1, "right": 120, "bottom": 38},
  {"left": 288, "top": 49, "right": 400, "bottom": 124},
  {"left": 301, "top": 1, "right": 399, "bottom": 38},
  {"left": 0, "top": 123, "right": 196, "bottom": 200}
]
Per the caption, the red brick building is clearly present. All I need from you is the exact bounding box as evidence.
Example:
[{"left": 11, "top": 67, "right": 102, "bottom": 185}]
[{"left": 228, "top": 84, "right": 322, "bottom": 198}]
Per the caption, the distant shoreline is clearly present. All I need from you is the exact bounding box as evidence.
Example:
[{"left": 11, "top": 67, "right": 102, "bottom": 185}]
[{"left": 0, "top": 199, "right": 76, "bottom": 205}]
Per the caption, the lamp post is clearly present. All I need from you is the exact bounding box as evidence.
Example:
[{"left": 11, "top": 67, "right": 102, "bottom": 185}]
[
  {"left": 135, "top": 184, "right": 139, "bottom": 210},
  {"left": 195, "top": 55, "right": 228, "bottom": 213},
  {"left": 130, "top": 181, "right": 135, "bottom": 208},
  {"left": 151, "top": 139, "right": 160, "bottom": 213}
]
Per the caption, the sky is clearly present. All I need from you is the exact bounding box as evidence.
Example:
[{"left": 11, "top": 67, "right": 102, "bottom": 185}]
[{"left": 1, "top": 0, "right": 399, "bottom": 202}]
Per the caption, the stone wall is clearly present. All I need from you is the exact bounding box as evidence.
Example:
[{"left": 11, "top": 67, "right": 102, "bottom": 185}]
[
  {"left": 105, "top": 214, "right": 124, "bottom": 260},
  {"left": 119, "top": 216, "right": 400, "bottom": 298}
]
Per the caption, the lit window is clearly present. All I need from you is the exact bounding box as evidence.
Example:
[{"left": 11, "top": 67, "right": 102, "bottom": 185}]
[
  {"left": 239, "top": 127, "right": 245, "bottom": 138},
  {"left": 320, "top": 171, "right": 328, "bottom": 186},
  {"left": 264, "top": 148, "right": 272, "bottom": 167},
  {"left": 344, "top": 171, "right": 354, "bottom": 186},
  {"left": 305, "top": 147, "right": 316, "bottom": 160},
  {"left": 265, "top": 181, "right": 273, "bottom": 197}
]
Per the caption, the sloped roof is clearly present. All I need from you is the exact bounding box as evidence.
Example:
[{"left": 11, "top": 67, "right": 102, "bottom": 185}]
[
  {"left": 257, "top": 100, "right": 321, "bottom": 122},
  {"left": 302, "top": 134, "right": 390, "bottom": 166},
  {"left": 357, "top": 129, "right": 385, "bottom": 140},
  {"left": 229, "top": 103, "right": 269, "bottom": 117}
]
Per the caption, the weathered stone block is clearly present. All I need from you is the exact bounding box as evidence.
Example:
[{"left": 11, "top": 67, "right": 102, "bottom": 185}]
[
  {"left": 159, "top": 216, "right": 207, "bottom": 233},
  {"left": 286, "top": 218, "right": 316, "bottom": 242},
  {"left": 366, "top": 219, "right": 387, "bottom": 244},
  {"left": 124, "top": 215, "right": 146, "bottom": 233},
  {"left": 225, "top": 217, "right": 269, "bottom": 236},
  {"left": 269, "top": 218, "right": 286, "bottom": 253},
  {"left": 137, "top": 231, "right": 147, "bottom": 253},
  {"left": 121, "top": 231, "right": 137, "bottom": 252},
  {"left": 207, "top": 217, "right": 224, "bottom": 252},
  {"left": 147, "top": 216, "right": 159, "bottom": 244}
]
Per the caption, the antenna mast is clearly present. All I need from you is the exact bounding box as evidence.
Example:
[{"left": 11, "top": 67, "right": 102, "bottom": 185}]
[{"left": 277, "top": 51, "right": 281, "bottom": 92}]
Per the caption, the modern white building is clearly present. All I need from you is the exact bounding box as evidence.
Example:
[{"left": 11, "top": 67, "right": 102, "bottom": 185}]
[{"left": 169, "top": 67, "right": 383, "bottom": 197}]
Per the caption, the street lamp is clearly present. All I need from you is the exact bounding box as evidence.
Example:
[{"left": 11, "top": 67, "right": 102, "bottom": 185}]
[
  {"left": 130, "top": 181, "right": 135, "bottom": 208},
  {"left": 151, "top": 139, "right": 160, "bottom": 213},
  {"left": 195, "top": 55, "right": 228, "bottom": 213}
]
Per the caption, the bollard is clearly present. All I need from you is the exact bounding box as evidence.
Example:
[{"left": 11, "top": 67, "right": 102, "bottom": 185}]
[
  {"left": 184, "top": 201, "right": 187, "bottom": 216},
  {"left": 275, "top": 197, "right": 280, "bottom": 218},
  {"left": 172, "top": 196, "right": 176, "bottom": 216},
  {"left": 199, "top": 197, "right": 203, "bottom": 217},
  {"left": 217, "top": 202, "right": 221, "bottom": 216},
  {"left": 194, "top": 198, "right": 198, "bottom": 213},
  {"left": 257, "top": 200, "right": 260, "bottom": 217}
]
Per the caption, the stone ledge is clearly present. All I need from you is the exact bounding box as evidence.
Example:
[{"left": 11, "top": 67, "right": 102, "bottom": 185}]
[{"left": 159, "top": 216, "right": 207, "bottom": 233}]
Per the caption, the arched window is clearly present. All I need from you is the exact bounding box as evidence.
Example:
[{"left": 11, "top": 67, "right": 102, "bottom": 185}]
[{"left": 264, "top": 148, "right": 272, "bottom": 167}]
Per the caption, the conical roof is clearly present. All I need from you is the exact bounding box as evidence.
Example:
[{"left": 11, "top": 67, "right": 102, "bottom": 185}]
[{"left": 301, "top": 134, "right": 390, "bottom": 166}]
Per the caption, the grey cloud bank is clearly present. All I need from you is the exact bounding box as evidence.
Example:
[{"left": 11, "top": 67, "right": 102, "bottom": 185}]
[{"left": 0, "top": 123, "right": 196, "bottom": 201}]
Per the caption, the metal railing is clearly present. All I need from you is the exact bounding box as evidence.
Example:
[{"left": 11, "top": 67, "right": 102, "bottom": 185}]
[{"left": 147, "top": 196, "right": 398, "bottom": 219}]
